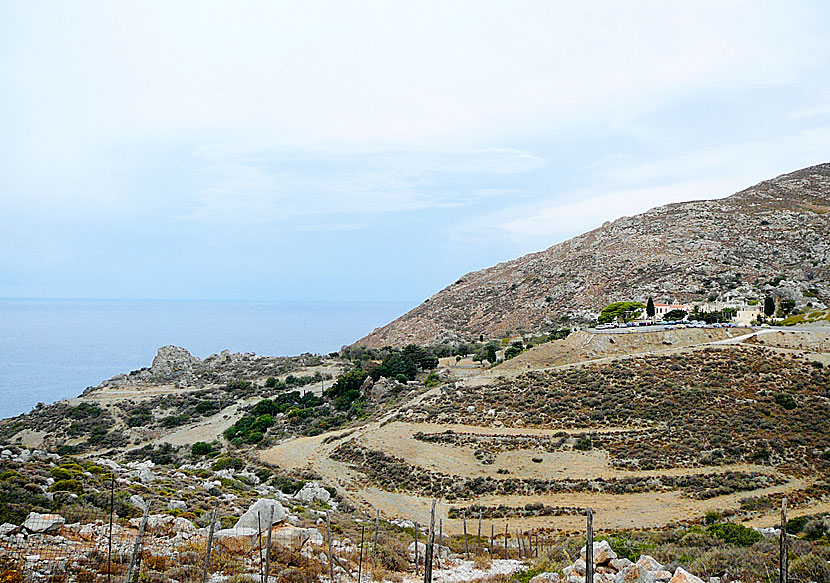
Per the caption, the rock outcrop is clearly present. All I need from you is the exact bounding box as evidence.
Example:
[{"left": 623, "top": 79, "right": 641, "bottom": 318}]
[
  {"left": 357, "top": 163, "right": 830, "bottom": 346},
  {"left": 539, "top": 541, "right": 707, "bottom": 583}
]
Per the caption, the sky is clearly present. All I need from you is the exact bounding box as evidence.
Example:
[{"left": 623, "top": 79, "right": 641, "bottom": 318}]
[{"left": 1, "top": 1, "right": 829, "bottom": 304}]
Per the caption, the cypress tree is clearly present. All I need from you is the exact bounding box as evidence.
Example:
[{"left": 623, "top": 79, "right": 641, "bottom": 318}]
[
  {"left": 764, "top": 296, "right": 775, "bottom": 317},
  {"left": 646, "top": 297, "right": 655, "bottom": 318}
]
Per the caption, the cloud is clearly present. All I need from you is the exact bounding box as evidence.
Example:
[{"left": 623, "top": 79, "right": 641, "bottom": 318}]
[{"left": 183, "top": 146, "right": 546, "bottom": 224}]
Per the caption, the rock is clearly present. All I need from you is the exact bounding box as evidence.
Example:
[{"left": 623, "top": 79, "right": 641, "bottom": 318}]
[
  {"left": 636, "top": 556, "right": 663, "bottom": 573},
  {"left": 611, "top": 559, "right": 634, "bottom": 572},
  {"left": 530, "top": 574, "right": 565, "bottom": 583},
  {"left": 670, "top": 568, "right": 704, "bottom": 583},
  {"left": 167, "top": 500, "right": 187, "bottom": 511},
  {"left": 171, "top": 517, "right": 196, "bottom": 533},
  {"left": 407, "top": 541, "right": 451, "bottom": 562},
  {"left": 359, "top": 375, "right": 374, "bottom": 397},
  {"left": 0, "top": 523, "right": 20, "bottom": 536},
  {"left": 214, "top": 527, "right": 258, "bottom": 539},
  {"left": 150, "top": 345, "right": 201, "bottom": 382},
  {"left": 129, "top": 495, "right": 146, "bottom": 510},
  {"left": 573, "top": 558, "right": 587, "bottom": 575},
  {"left": 234, "top": 499, "right": 287, "bottom": 530},
  {"left": 653, "top": 571, "right": 673, "bottom": 582},
  {"left": 615, "top": 565, "right": 655, "bottom": 583},
  {"left": 22, "top": 513, "right": 65, "bottom": 533},
  {"left": 295, "top": 481, "right": 331, "bottom": 504},
  {"left": 272, "top": 526, "right": 325, "bottom": 547},
  {"left": 581, "top": 540, "right": 618, "bottom": 565}
]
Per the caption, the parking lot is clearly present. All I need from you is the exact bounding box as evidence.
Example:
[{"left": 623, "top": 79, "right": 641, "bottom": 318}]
[{"left": 589, "top": 321, "right": 743, "bottom": 334}]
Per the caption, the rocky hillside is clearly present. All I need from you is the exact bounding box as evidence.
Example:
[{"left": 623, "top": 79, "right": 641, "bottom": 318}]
[{"left": 357, "top": 163, "right": 830, "bottom": 347}]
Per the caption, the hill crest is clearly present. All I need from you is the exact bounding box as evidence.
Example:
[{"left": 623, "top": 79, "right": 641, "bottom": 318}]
[{"left": 357, "top": 163, "right": 830, "bottom": 347}]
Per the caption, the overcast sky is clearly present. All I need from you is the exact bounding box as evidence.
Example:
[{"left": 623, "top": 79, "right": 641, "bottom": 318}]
[{"left": 1, "top": 1, "right": 829, "bottom": 303}]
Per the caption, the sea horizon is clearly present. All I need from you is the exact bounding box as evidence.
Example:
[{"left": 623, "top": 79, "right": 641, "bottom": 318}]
[{"left": 0, "top": 297, "right": 414, "bottom": 419}]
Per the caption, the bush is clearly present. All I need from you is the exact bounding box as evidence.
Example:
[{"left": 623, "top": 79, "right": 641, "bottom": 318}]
[
  {"left": 803, "top": 519, "right": 827, "bottom": 541},
  {"left": 191, "top": 442, "right": 213, "bottom": 456},
  {"left": 49, "top": 479, "right": 83, "bottom": 494},
  {"left": 774, "top": 393, "right": 797, "bottom": 410},
  {"left": 211, "top": 456, "right": 245, "bottom": 471},
  {"left": 786, "top": 516, "right": 808, "bottom": 534},
  {"left": 705, "top": 523, "right": 762, "bottom": 547}
]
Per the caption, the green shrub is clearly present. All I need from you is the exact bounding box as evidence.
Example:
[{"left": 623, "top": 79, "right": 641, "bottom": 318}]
[
  {"left": 211, "top": 456, "right": 244, "bottom": 471},
  {"left": 705, "top": 523, "right": 762, "bottom": 547},
  {"left": 49, "top": 479, "right": 83, "bottom": 494},
  {"left": 191, "top": 442, "right": 213, "bottom": 456},
  {"left": 786, "top": 516, "right": 808, "bottom": 534},
  {"left": 774, "top": 393, "right": 797, "bottom": 410},
  {"left": 49, "top": 467, "right": 76, "bottom": 481}
]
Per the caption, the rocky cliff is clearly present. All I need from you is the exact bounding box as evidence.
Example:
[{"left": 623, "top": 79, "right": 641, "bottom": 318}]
[{"left": 357, "top": 163, "right": 830, "bottom": 347}]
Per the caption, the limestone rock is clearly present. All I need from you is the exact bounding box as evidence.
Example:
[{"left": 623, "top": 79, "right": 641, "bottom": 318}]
[
  {"left": 611, "top": 559, "right": 634, "bottom": 572},
  {"left": 530, "top": 574, "right": 565, "bottom": 583},
  {"left": 215, "top": 527, "right": 258, "bottom": 539},
  {"left": 129, "top": 495, "right": 146, "bottom": 510},
  {"left": 407, "top": 541, "right": 451, "bottom": 562},
  {"left": 272, "top": 526, "right": 325, "bottom": 547},
  {"left": 615, "top": 565, "right": 655, "bottom": 583},
  {"left": 581, "top": 540, "right": 618, "bottom": 565},
  {"left": 234, "top": 499, "right": 287, "bottom": 530},
  {"left": 636, "top": 556, "right": 663, "bottom": 573},
  {"left": 0, "top": 523, "right": 20, "bottom": 536},
  {"left": 23, "top": 512, "right": 65, "bottom": 533},
  {"left": 295, "top": 481, "right": 331, "bottom": 504},
  {"left": 670, "top": 568, "right": 705, "bottom": 583},
  {"left": 168, "top": 500, "right": 188, "bottom": 511},
  {"left": 150, "top": 345, "right": 201, "bottom": 383}
]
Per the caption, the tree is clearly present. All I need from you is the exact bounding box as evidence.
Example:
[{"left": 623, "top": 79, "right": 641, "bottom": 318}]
[
  {"left": 598, "top": 302, "right": 645, "bottom": 324},
  {"left": 646, "top": 297, "right": 655, "bottom": 318},
  {"left": 486, "top": 345, "right": 498, "bottom": 364},
  {"left": 663, "top": 309, "right": 687, "bottom": 321},
  {"left": 764, "top": 296, "right": 775, "bottom": 317}
]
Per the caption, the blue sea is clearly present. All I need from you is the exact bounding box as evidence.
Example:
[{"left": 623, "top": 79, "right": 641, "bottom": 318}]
[{"left": 0, "top": 298, "right": 413, "bottom": 419}]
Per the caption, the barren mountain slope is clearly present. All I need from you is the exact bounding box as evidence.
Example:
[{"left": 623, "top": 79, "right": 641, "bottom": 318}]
[{"left": 357, "top": 163, "right": 830, "bottom": 347}]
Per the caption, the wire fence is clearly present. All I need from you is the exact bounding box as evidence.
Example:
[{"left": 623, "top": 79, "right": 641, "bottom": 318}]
[{"left": 0, "top": 482, "right": 795, "bottom": 583}]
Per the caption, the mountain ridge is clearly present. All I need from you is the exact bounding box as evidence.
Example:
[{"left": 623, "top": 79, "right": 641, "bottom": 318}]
[{"left": 357, "top": 163, "right": 830, "bottom": 347}]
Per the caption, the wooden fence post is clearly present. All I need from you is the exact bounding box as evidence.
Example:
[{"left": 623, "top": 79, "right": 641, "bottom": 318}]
[
  {"left": 326, "top": 510, "right": 335, "bottom": 582},
  {"left": 504, "top": 523, "right": 509, "bottom": 559},
  {"left": 424, "top": 500, "right": 437, "bottom": 583},
  {"left": 586, "top": 508, "right": 594, "bottom": 583},
  {"left": 477, "top": 511, "right": 482, "bottom": 554},
  {"left": 414, "top": 522, "right": 419, "bottom": 576},
  {"left": 780, "top": 498, "right": 788, "bottom": 583},
  {"left": 489, "top": 524, "right": 494, "bottom": 559},
  {"left": 202, "top": 507, "right": 217, "bottom": 583},
  {"left": 127, "top": 503, "right": 150, "bottom": 583},
  {"left": 257, "top": 512, "right": 264, "bottom": 583},
  {"left": 437, "top": 519, "right": 443, "bottom": 570},
  {"left": 463, "top": 511, "right": 469, "bottom": 559},
  {"left": 372, "top": 509, "right": 380, "bottom": 570},
  {"left": 357, "top": 524, "right": 365, "bottom": 583},
  {"left": 265, "top": 508, "right": 274, "bottom": 583}
]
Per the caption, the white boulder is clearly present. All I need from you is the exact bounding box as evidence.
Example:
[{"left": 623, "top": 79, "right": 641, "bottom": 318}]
[
  {"left": 22, "top": 512, "right": 65, "bottom": 533},
  {"left": 233, "top": 499, "right": 287, "bottom": 530},
  {"left": 295, "top": 482, "right": 331, "bottom": 504},
  {"left": 581, "top": 540, "right": 618, "bottom": 565},
  {"left": 670, "top": 568, "right": 705, "bottom": 583}
]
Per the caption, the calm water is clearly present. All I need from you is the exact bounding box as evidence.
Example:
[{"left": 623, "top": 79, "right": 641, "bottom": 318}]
[{"left": 0, "top": 298, "right": 413, "bottom": 419}]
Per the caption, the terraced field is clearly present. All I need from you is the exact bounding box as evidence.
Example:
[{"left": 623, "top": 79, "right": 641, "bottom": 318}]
[{"left": 261, "top": 329, "right": 830, "bottom": 535}]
